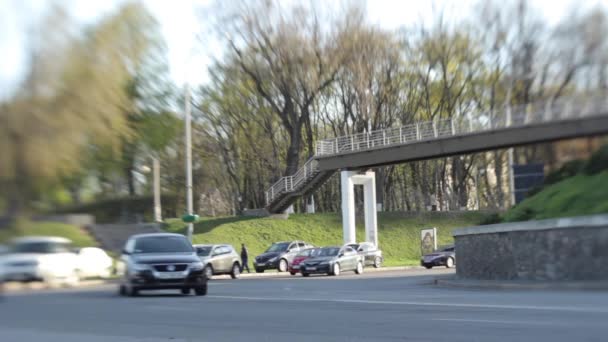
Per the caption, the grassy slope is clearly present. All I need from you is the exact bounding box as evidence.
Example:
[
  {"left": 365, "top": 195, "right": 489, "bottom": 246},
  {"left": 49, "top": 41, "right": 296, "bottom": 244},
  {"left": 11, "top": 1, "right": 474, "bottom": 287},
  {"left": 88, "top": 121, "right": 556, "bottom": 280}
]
[
  {"left": 165, "top": 211, "right": 487, "bottom": 266},
  {"left": 504, "top": 171, "right": 608, "bottom": 222},
  {"left": 0, "top": 221, "right": 98, "bottom": 248}
]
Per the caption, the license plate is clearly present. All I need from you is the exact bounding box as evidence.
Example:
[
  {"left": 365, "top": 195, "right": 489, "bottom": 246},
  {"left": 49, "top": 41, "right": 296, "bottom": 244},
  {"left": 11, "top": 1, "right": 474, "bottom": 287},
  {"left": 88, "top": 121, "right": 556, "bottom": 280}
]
[
  {"left": 292, "top": 265, "right": 300, "bottom": 269},
  {"left": 308, "top": 267, "right": 316, "bottom": 271},
  {"left": 157, "top": 272, "right": 184, "bottom": 279},
  {"left": 257, "top": 263, "right": 265, "bottom": 267}
]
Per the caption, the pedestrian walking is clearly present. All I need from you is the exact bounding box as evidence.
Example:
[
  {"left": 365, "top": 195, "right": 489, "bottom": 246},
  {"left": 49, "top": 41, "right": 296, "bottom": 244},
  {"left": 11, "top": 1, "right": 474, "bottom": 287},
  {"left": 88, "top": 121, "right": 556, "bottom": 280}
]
[{"left": 240, "top": 243, "right": 250, "bottom": 273}]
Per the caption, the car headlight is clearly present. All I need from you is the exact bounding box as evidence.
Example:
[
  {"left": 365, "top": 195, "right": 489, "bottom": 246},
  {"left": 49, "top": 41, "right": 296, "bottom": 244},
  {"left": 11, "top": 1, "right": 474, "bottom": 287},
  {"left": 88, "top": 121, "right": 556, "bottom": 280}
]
[
  {"left": 190, "top": 261, "right": 204, "bottom": 271},
  {"left": 132, "top": 263, "right": 150, "bottom": 272}
]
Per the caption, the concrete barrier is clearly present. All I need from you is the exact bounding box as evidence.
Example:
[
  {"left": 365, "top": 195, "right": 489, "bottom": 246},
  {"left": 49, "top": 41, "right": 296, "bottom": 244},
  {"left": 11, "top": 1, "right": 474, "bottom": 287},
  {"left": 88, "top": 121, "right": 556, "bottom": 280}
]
[
  {"left": 453, "top": 214, "right": 608, "bottom": 281},
  {"left": 33, "top": 214, "right": 95, "bottom": 227}
]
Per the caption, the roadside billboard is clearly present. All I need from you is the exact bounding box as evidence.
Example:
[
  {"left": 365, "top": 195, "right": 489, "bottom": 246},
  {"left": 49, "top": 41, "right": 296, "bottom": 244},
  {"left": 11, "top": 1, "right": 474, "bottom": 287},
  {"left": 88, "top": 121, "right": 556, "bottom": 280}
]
[{"left": 420, "top": 228, "right": 437, "bottom": 255}]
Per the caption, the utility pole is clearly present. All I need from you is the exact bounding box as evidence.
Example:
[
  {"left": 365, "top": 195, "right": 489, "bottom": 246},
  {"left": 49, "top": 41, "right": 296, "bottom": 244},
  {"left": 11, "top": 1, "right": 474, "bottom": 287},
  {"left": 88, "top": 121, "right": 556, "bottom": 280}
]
[
  {"left": 153, "top": 157, "right": 162, "bottom": 222},
  {"left": 505, "top": 76, "right": 516, "bottom": 208},
  {"left": 185, "top": 84, "right": 194, "bottom": 240}
]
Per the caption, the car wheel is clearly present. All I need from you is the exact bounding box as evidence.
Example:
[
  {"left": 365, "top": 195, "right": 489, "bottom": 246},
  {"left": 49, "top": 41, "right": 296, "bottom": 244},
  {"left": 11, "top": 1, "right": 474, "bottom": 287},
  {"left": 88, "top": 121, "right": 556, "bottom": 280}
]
[
  {"left": 194, "top": 285, "right": 207, "bottom": 296},
  {"left": 118, "top": 284, "right": 126, "bottom": 296},
  {"left": 332, "top": 263, "right": 340, "bottom": 276},
  {"left": 203, "top": 265, "right": 214, "bottom": 279},
  {"left": 255, "top": 268, "right": 264, "bottom": 273},
  {"left": 230, "top": 263, "right": 241, "bottom": 279},
  {"left": 290, "top": 271, "right": 297, "bottom": 276},
  {"left": 355, "top": 261, "right": 363, "bottom": 275},
  {"left": 128, "top": 285, "right": 139, "bottom": 297},
  {"left": 374, "top": 257, "right": 382, "bottom": 268},
  {"left": 445, "top": 257, "right": 454, "bottom": 269},
  {"left": 181, "top": 288, "right": 191, "bottom": 295},
  {"left": 425, "top": 265, "right": 433, "bottom": 269},
  {"left": 66, "top": 270, "right": 80, "bottom": 287},
  {"left": 278, "top": 259, "right": 288, "bottom": 273},
  {"left": 302, "top": 273, "right": 310, "bottom": 277}
]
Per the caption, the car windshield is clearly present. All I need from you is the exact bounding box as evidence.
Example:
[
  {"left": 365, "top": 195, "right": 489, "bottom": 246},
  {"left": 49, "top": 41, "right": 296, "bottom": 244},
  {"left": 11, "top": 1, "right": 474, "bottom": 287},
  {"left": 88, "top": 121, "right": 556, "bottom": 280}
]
[
  {"left": 133, "top": 236, "right": 193, "bottom": 254},
  {"left": 297, "top": 248, "right": 318, "bottom": 257},
  {"left": 196, "top": 246, "right": 213, "bottom": 256},
  {"left": 266, "top": 242, "right": 290, "bottom": 253},
  {"left": 317, "top": 247, "right": 340, "bottom": 257},
  {"left": 12, "top": 241, "right": 72, "bottom": 254}
]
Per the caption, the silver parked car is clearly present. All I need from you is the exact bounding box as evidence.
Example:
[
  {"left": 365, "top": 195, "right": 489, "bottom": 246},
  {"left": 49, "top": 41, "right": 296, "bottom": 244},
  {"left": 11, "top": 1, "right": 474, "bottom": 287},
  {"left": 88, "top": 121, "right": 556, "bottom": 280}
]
[
  {"left": 347, "top": 242, "right": 383, "bottom": 268},
  {"left": 194, "top": 244, "right": 242, "bottom": 279}
]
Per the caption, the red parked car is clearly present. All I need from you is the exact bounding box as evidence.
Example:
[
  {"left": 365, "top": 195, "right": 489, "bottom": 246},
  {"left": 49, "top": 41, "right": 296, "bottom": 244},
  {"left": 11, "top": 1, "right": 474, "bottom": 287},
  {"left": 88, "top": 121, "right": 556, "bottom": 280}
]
[{"left": 289, "top": 248, "right": 319, "bottom": 275}]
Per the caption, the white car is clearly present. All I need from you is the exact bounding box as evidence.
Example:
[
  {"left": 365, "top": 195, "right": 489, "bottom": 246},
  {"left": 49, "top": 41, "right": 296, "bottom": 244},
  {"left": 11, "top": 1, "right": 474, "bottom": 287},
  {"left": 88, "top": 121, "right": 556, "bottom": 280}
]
[
  {"left": 0, "top": 245, "right": 7, "bottom": 287},
  {"left": 3, "top": 236, "right": 80, "bottom": 286},
  {"left": 76, "top": 247, "right": 113, "bottom": 279}
]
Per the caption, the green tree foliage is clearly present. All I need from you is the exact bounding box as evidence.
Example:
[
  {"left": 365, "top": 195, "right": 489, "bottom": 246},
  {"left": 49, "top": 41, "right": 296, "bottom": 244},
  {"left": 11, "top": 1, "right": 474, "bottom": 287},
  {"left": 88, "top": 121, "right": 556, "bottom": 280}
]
[{"left": 0, "top": 2, "right": 175, "bottom": 219}]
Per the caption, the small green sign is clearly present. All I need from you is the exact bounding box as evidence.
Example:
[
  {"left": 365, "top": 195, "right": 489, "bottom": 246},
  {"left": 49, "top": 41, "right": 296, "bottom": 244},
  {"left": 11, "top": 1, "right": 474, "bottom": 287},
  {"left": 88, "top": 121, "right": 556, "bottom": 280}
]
[{"left": 182, "top": 214, "right": 199, "bottom": 223}]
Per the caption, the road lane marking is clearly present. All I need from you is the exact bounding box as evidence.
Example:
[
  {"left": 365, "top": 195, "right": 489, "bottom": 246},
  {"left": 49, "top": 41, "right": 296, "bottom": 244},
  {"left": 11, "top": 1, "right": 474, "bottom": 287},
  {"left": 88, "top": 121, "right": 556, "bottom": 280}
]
[
  {"left": 432, "top": 318, "right": 557, "bottom": 325},
  {"left": 206, "top": 295, "right": 608, "bottom": 314}
]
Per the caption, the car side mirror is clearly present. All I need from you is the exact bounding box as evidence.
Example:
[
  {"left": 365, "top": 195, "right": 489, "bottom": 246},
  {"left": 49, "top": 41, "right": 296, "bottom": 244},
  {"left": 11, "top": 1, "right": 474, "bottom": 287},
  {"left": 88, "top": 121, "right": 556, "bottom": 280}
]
[{"left": 338, "top": 253, "right": 344, "bottom": 258}]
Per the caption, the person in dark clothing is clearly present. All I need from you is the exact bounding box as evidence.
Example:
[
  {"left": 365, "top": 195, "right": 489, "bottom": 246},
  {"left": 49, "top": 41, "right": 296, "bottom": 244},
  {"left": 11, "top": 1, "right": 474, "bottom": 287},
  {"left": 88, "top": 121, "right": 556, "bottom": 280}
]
[{"left": 240, "top": 243, "right": 250, "bottom": 273}]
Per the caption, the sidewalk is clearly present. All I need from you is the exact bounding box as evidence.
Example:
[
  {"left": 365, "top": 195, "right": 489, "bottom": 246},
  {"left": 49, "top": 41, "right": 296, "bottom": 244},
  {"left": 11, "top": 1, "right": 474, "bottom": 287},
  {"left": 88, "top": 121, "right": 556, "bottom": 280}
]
[
  {"left": 434, "top": 277, "right": 608, "bottom": 291},
  {"left": 214, "top": 265, "right": 424, "bottom": 279}
]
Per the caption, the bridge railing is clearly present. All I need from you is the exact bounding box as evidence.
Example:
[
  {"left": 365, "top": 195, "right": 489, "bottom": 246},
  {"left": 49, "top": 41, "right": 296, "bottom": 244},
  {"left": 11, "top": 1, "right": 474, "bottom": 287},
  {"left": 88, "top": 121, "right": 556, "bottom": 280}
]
[
  {"left": 315, "top": 93, "right": 608, "bottom": 156},
  {"left": 266, "top": 93, "right": 607, "bottom": 208}
]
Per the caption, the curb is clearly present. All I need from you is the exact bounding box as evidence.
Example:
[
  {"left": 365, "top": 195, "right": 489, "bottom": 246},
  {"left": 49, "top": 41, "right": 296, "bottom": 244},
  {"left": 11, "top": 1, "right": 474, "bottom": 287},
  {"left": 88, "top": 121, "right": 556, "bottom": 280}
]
[
  {"left": 212, "top": 266, "right": 425, "bottom": 280},
  {"left": 434, "top": 278, "right": 608, "bottom": 291},
  {"left": 2, "top": 279, "right": 110, "bottom": 293}
]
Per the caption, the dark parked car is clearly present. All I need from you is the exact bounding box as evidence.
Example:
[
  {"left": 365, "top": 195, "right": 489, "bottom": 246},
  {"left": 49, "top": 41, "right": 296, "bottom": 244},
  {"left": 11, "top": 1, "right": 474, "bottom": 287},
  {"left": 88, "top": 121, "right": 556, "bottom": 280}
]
[
  {"left": 347, "top": 242, "right": 383, "bottom": 268},
  {"left": 421, "top": 245, "right": 455, "bottom": 269},
  {"left": 254, "top": 241, "right": 315, "bottom": 273},
  {"left": 194, "top": 244, "right": 242, "bottom": 279},
  {"left": 300, "top": 246, "right": 363, "bottom": 277},
  {"left": 117, "top": 233, "right": 207, "bottom": 296}
]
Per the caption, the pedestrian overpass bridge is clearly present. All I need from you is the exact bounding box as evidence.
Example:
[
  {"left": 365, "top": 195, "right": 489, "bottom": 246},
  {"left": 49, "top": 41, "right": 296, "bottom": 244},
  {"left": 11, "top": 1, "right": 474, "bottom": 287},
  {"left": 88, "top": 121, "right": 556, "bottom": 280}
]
[{"left": 264, "top": 94, "right": 608, "bottom": 245}]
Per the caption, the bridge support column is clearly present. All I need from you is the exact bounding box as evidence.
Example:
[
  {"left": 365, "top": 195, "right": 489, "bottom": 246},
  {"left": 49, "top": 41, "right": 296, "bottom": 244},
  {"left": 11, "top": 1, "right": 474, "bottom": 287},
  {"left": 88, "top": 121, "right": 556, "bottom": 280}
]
[{"left": 340, "top": 170, "right": 378, "bottom": 247}]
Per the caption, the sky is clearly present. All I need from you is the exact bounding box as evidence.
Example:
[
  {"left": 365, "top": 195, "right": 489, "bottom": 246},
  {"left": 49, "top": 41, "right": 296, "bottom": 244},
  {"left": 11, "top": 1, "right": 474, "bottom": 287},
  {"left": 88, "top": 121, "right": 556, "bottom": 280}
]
[{"left": 0, "top": 0, "right": 606, "bottom": 99}]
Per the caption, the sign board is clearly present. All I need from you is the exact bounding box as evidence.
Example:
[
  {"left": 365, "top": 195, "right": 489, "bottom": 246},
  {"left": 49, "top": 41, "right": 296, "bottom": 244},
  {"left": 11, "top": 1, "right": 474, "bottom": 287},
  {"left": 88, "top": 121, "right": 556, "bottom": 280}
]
[
  {"left": 181, "top": 214, "right": 199, "bottom": 223},
  {"left": 420, "top": 228, "right": 437, "bottom": 255},
  {"left": 513, "top": 163, "right": 544, "bottom": 204}
]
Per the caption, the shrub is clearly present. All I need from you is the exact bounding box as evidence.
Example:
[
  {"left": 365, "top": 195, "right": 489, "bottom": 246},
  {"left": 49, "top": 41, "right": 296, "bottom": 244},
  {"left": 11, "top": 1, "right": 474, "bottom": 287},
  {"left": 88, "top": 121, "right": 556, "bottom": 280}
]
[
  {"left": 479, "top": 213, "right": 503, "bottom": 225},
  {"left": 52, "top": 195, "right": 179, "bottom": 223},
  {"left": 545, "top": 159, "right": 586, "bottom": 185},
  {"left": 584, "top": 144, "right": 608, "bottom": 175}
]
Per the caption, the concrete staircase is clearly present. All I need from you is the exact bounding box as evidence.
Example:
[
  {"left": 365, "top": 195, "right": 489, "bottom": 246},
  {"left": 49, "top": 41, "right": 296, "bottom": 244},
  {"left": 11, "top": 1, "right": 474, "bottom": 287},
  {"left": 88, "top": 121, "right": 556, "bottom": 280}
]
[
  {"left": 86, "top": 223, "right": 162, "bottom": 254},
  {"left": 267, "top": 170, "right": 335, "bottom": 213}
]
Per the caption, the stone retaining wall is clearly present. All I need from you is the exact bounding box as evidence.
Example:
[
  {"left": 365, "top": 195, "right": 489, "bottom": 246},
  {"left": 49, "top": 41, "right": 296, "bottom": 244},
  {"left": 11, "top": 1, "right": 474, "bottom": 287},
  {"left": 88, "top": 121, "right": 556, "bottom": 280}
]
[{"left": 453, "top": 214, "right": 608, "bottom": 281}]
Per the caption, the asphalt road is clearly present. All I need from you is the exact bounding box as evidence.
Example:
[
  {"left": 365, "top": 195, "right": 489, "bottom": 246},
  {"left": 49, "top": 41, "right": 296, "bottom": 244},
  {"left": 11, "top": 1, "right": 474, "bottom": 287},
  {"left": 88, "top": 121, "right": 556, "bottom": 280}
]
[{"left": 1, "top": 269, "right": 607, "bottom": 342}]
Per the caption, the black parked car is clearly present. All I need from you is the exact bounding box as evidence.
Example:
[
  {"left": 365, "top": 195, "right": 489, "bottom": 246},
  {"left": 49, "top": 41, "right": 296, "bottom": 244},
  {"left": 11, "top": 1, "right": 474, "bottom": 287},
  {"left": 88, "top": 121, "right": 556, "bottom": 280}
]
[
  {"left": 300, "top": 246, "right": 363, "bottom": 277},
  {"left": 421, "top": 245, "right": 455, "bottom": 269},
  {"left": 117, "top": 233, "right": 207, "bottom": 296},
  {"left": 347, "top": 242, "right": 383, "bottom": 268},
  {"left": 254, "top": 241, "right": 315, "bottom": 273}
]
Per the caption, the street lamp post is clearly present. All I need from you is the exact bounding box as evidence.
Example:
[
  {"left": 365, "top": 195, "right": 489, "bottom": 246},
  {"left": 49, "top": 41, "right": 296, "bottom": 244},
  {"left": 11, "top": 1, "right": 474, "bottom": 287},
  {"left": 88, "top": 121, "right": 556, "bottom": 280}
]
[
  {"left": 476, "top": 167, "right": 486, "bottom": 210},
  {"left": 153, "top": 157, "right": 161, "bottom": 222},
  {"left": 185, "top": 84, "right": 194, "bottom": 241},
  {"left": 139, "top": 159, "right": 162, "bottom": 223}
]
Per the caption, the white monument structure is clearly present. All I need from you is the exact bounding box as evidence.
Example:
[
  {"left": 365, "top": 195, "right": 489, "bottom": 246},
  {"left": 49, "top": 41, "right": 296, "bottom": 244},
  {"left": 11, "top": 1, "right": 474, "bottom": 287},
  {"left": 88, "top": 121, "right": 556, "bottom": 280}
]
[{"left": 340, "top": 170, "right": 378, "bottom": 247}]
